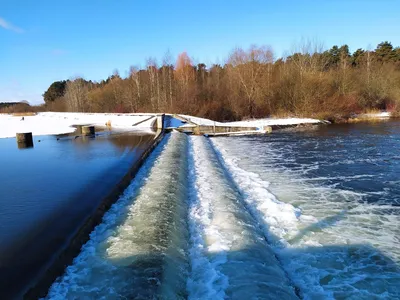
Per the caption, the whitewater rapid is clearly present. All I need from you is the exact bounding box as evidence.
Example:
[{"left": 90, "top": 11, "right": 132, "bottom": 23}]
[
  {"left": 212, "top": 134, "right": 400, "bottom": 299},
  {"left": 46, "top": 133, "right": 190, "bottom": 299},
  {"left": 187, "top": 136, "right": 297, "bottom": 299},
  {"left": 45, "top": 129, "right": 400, "bottom": 299}
]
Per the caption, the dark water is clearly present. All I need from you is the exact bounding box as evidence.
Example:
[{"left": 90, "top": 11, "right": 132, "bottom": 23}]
[
  {"left": 0, "top": 129, "right": 155, "bottom": 299},
  {"left": 268, "top": 121, "right": 400, "bottom": 206},
  {"left": 212, "top": 120, "right": 400, "bottom": 298}
]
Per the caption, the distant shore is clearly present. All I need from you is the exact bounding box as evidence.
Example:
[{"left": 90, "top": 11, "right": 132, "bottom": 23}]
[
  {"left": 0, "top": 111, "right": 396, "bottom": 140},
  {"left": 0, "top": 112, "right": 322, "bottom": 139}
]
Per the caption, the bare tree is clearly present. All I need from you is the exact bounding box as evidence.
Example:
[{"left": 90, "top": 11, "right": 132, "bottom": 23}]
[
  {"left": 110, "top": 69, "right": 123, "bottom": 109},
  {"left": 163, "top": 51, "right": 174, "bottom": 109},
  {"left": 128, "top": 65, "right": 141, "bottom": 112},
  {"left": 175, "top": 52, "right": 195, "bottom": 109},
  {"left": 162, "top": 50, "right": 174, "bottom": 110},
  {"left": 289, "top": 38, "right": 326, "bottom": 78},
  {"left": 64, "top": 77, "right": 89, "bottom": 112},
  {"left": 228, "top": 45, "right": 274, "bottom": 116},
  {"left": 146, "top": 57, "right": 160, "bottom": 110}
]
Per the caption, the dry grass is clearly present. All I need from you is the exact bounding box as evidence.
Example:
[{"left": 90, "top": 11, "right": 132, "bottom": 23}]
[
  {"left": 12, "top": 112, "right": 37, "bottom": 116},
  {"left": 361, "top": 108, "right": 383, "bottom": 115},
  {"left": 390, "top": 110, "right": 400, "bottom": 118}
]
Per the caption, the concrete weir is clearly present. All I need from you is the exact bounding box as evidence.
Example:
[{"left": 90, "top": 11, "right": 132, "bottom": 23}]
[
  {"left": 82, "top": 125, "right": 95, "bottom": 135},
  {"left": 24, "top": 119, "right": 166, "bottom": 299},
  {"left": 73, "top": 124, "right": 95, "bottom": 135},
  {"left": 152, "top": 114, "right": 166, "bottom": 131},
  {"left": 175, "top": 124, "right": 273, "bottom": 136},
  {"left": 16, "top": 132, "right": 34, "bottom": 148}
]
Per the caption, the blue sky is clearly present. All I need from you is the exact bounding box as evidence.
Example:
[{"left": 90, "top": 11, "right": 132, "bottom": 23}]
[{"left": 1, "top": 0, "right": 399, "bottom": 104}]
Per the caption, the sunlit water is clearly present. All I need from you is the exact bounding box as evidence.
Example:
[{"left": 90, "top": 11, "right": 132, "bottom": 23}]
[
  {"left": 0, "top": 130, "right": 155, "bottom": 299},
  {"left": 45, "top": 121, "right": 400, "bottom": 299},
  {"left": 46, "top": 133, "right": 190, "bottom": 299},
  {"left": 187, "top": 136, "right": 297, "bottom": 299},
  {"left": 212, "top": 120, "right": 400, "bottom": 299}
]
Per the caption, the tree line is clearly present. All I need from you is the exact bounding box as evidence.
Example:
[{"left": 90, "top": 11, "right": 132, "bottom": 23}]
[
  {"left": 39, "top": 41, "right": 400, "bottom": 121},
  {"left": 0, "top": 101, "right": 32, "bottom": 114}
]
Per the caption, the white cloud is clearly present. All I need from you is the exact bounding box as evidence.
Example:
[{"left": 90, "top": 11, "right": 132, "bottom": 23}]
[{"left": 0, "top": 17, "right": 24, "bottom": 33}]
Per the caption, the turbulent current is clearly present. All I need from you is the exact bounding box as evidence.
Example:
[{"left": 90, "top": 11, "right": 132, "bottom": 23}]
[{"left": 46, "top": 121, "right": 400, "bottom": 299}]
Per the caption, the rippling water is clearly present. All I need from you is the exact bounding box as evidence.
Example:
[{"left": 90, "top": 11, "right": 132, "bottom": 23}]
[
  {"left": 45, "top": 121, "right": 400, "bottom": 299},
  {"left": 212, "top": 120, "right": 400, "bottom": 299}
]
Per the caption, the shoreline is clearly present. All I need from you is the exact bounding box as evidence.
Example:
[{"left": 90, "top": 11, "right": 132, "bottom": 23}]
[
  {"left": 0, "top": 111, "right": 396, "bottom": 140},
  {"left": 326, "top": 111, "right": 394, "bottom": 124}
]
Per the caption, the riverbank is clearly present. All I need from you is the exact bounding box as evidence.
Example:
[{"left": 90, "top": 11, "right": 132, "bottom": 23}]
[
  {"left": 0, "top": 112, "right": 324, "bottom": 139},
  {"left": 0, "top": 112, "right": 158, "bottom": 138},
  {"left": 2, "top": 111, "right": 397, "bottom": 140},
  {"left": 324, "top": 111, "right": 394, "bottom": 123}
]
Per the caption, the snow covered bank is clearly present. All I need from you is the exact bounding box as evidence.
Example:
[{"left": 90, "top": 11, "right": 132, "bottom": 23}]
[
  {"left": 0, "top": 112, "right": 157, "bottom": 138},
  {"left": 177, "top": 114, "right": 323, "bottom": 128},
  {"left": 0, "top": 111, "right": 324, "bottom": 139},
  {"left": 357, "top": 112, "right": 391, "bottom": 119}
]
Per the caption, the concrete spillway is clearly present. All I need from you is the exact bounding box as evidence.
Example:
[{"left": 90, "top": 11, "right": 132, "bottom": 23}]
[
  {"left": 43, "top": 132, "right": 297, "bottom": 299},
  {"left": 187, "top": 135, "right": 297, "bottom": 299},
  {"left": 46, "top": 133, "right": 190, "bottom": 299},
  {"left": 19, "top": 130, "right": 165, "bottom": 299}
]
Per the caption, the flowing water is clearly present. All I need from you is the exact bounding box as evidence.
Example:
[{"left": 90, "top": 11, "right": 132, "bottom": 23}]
[
  {"left": 46, "top": 133, "right": 190, "bottom": 299},
  {"left": 187, "top": 136, "right": 297, "bottom": 299},
  {"left": 212, "top": 120, "right": 400, "bottom": 299},
  {"left": 0, "top": 130, "right": 155, "bottom": 299},
  {"left": 44, "top": 121, "right": 400, "bottom": 299}
]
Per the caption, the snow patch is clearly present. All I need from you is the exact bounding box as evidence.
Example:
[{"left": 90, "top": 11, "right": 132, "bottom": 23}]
[
  {"left": 358, "top": 112, "right": 391, "bottom": 119},
  {"left": 178, "top": 114, "right": 322, "bottom": 128},
  {"left": 0, "top": 112, "right": 157, "bottom": 138},
  {"left": 1, "top": 111, "right": 323, "bottom": 139}
]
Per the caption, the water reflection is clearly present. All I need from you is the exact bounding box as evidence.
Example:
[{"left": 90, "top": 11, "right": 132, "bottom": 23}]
[
  {"left": 17, "top": 142, "right": 34, "bottom": 149},
  {"left": 0, "top": 129, "right": 155, "bottom": 299}
]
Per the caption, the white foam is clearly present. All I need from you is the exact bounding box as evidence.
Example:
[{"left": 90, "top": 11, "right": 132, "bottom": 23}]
[
  {"left": 211, "top": 136, "right": 400, "bottom": 298},
  {"left": 211, "top": 138, "right": 303, "bottom": 247},
  {"left": 187, "top": 136, "right": 297, "bottom": 299},
  {"left": 46, "top": 133, "right": 190, "bottom": 299},
  {"left": 186, "top": 137, "right": 229, "bottom": 300}
]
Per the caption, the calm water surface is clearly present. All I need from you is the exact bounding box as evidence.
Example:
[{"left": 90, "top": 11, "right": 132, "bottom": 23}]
[{"left": 0, "top": 129, "right": 155, "bottom": 298}]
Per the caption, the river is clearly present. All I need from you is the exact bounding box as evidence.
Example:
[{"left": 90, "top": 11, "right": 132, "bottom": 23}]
[
  {"left": 3, "top": 120, "right": 400, "bottom": 299},
  {"left": 212, "top": 120, "right": 400, "bottom": 299}
]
